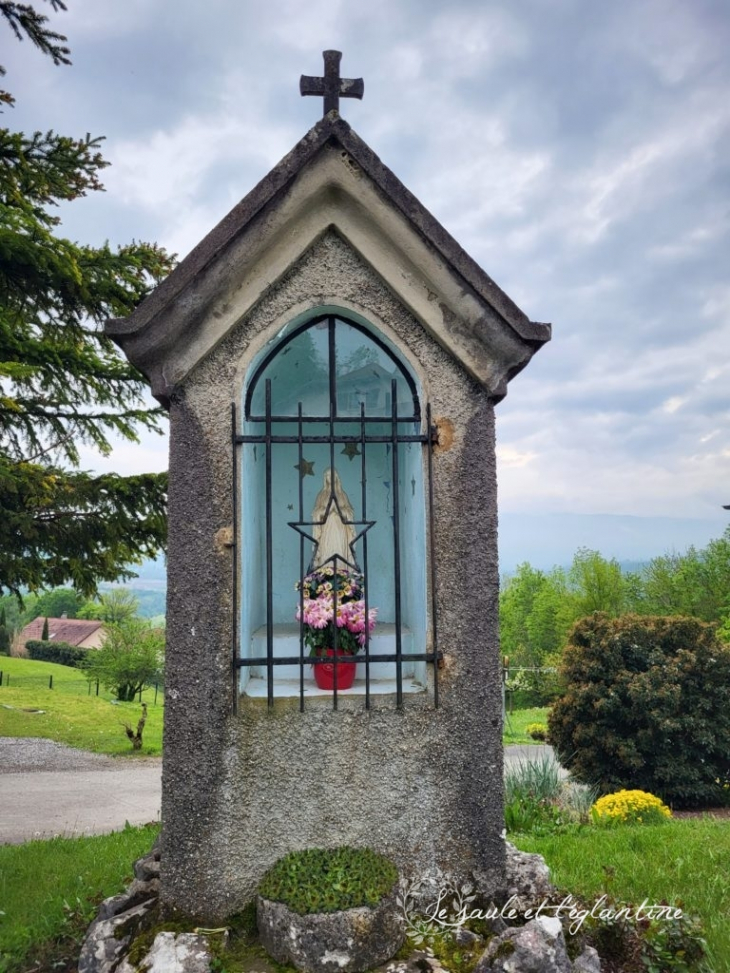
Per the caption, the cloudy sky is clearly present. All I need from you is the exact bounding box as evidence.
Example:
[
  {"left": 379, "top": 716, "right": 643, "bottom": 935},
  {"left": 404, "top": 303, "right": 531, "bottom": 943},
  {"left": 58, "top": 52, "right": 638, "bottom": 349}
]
[{"left": 5, "top": 0, "right": 729, "bottom": 567}]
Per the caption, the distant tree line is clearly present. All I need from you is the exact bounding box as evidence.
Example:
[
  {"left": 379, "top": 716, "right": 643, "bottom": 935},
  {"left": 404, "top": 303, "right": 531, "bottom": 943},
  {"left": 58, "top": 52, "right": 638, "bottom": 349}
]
[
  {"left": 500, "top": 527, "right": 730, "bottom": 699},
  {"left": 0, "top": 586, "right": 165, "bottom": 642}
]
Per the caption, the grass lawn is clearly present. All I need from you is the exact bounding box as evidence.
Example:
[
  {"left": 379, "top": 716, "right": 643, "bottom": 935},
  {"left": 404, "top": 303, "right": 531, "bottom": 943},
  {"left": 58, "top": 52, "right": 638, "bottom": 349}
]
[
  {"left": 513, "top": 818, "right": 730, "bottom": 971},
  {"left": 0, "top": 823, "right": 159, "bottom": 973},
  {"left": 0, "top": 657, "right": 163, "bottom": 756},
  {"left": 503, "top": 705, "right": 549, "bottom": 744}
]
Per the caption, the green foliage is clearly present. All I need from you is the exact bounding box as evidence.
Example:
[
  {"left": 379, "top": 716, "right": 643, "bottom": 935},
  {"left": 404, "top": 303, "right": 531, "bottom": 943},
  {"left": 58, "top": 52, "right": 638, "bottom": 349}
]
[
  {"left": 40, "top": 616, "right": 48, "bottom": 640},
  {"left": 76, "top": 588, "right": 139, "bottom": 623},
  {"left": 636, "top": 529, "right": 730, "bottom": 624},
  {"left": 258, "top": 847, "right": 398, "bottom": 915},
  {"left": 500, "top": 563, "right": 576, "bottom": 669},
  {"left": 514, "top": 819, "right": 728, "bottom": 970},
  {"left": 82, "top": 618, "right": 163, "bottom": 701},
  {"left": 504, "top": 754, "right": 567, "bottom": 834},
  {"left": 503, "top": 706, "right": 550, "bottom": 745},
  {"left": 0, "top": 604, "right": 9, "bottom": 654},
  {"left": 0, "top": 0, "right": 70, "bottom": 107},
  {"left": 568, "top": 548, "right": 629, "bottom": 616},
  {"left": 525, "top": 722, "right": 548, "bottom": 741},
  {"left": 548, "top": 614, "right": 730, "bottom": 808},
  {"left": 25, "top": 637, "right": 88, "bottom": 667},
  {"left": 0, "top": 23, "right": 175, "bottom": 598},
  {"left": 0, "top": 823, "right": 158, "bottom": 973},
  {"left": 500, "top": 533, "right": 730, "bottom": 709},
  {"left": 32, "top": 587, "right": 83, "bottom": 620},
  {"left": 0, "top": 656, "right": 163, "bottom": 753},
  {"left": 500, "top": 550, "right": 633, "bottom": 704}
]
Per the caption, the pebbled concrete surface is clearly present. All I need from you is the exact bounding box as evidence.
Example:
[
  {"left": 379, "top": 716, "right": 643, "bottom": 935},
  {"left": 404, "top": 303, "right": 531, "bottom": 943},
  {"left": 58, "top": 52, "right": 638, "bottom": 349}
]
[{"left": 0, "top": 738, "right": 161, "bottom": 845}]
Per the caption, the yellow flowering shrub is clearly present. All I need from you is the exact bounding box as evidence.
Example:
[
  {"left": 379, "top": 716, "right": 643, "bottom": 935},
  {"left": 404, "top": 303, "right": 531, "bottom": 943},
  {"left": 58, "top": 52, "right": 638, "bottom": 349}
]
[
  {"left": 591, "top": 789, "right": 672, "bottom": 825},
  {"left": 525, "top": 723, "right": 548, "bottom": 741}
]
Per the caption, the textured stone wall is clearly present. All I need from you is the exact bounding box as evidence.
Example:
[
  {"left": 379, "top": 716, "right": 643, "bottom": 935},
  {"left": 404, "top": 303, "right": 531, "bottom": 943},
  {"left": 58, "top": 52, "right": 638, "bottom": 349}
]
[{"left": 161, "top": 231, "right": 503, "bottom": 921}]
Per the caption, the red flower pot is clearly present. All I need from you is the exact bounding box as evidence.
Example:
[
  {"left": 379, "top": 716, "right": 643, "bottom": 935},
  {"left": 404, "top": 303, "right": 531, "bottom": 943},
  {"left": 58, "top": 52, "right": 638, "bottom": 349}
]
[{"left": 312, "top": 649, "right": 357, "bottom": 690}]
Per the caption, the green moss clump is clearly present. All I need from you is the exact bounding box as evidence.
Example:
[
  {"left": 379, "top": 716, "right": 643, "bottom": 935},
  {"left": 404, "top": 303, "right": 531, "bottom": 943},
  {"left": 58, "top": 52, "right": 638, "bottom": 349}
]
[{"left": 258, "top": 847, "right": 398, "bottom": 915}]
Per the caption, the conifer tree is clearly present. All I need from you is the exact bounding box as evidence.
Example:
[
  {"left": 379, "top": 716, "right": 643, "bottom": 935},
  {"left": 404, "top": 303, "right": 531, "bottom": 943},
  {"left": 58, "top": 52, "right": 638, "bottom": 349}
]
[
  {"left": 0, "top": 3, "right": 175, "bottom": 597},
  {"left": 41, "top": 616, "right": 49, "bottom": 640}
]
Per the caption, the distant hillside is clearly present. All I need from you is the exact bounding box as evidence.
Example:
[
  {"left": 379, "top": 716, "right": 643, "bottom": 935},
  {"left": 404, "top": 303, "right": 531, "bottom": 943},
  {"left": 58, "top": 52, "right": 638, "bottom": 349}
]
[
  {"left": 98, "top": 581, "right": 166, "bottom": 619},
  {"left": 499, "top": 512, "right": 729, "bottom": 572}
]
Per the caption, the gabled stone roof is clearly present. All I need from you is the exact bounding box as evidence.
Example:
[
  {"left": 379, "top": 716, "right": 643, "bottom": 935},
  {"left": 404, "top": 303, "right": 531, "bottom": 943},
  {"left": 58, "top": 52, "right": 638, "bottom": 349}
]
[{"left": 107, "top": 112, "right": 550, "bottom": 403}]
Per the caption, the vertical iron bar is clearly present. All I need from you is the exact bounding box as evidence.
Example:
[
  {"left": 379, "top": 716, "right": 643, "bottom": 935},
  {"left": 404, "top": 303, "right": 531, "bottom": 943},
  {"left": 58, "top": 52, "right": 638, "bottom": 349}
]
[
  {"left": 298, "top": 403, "right": 305, "bottom": 712},
  {"left": 360, "top": 402, "right": 370, "bottom": 708},
  {"left": 332, "top": 553, "right": 339, "bottom": 711},
  {"left": 231, "top": 403, "right": 239, "bottom": 714},
  {"left": 329, "top": 321, "right": 337, "bottom": 712},
  {"left": 328, "top": 315, "right": 337, "bottom": 417},
  {"left": 426, "top": 403, "right": 439, "bottom": 708},
  {"left": 391, "top": 379, "right": 403, "bottom": 707},
  {"left": 265, "top": 379, "right": 274, "bottom": 707}
]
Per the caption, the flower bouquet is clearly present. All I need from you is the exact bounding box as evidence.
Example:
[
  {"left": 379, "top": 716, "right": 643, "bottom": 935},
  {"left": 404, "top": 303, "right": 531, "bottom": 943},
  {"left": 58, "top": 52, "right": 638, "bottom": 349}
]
[{"left": 295, "top": 565, "right": 377, "bottom": 689}]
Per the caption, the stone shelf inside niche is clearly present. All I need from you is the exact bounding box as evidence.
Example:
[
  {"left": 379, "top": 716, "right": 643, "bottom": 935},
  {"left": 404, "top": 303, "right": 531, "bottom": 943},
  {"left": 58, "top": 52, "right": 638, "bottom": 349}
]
[{"left": 243, "top": 623, "right": 426, "bottom": 696}]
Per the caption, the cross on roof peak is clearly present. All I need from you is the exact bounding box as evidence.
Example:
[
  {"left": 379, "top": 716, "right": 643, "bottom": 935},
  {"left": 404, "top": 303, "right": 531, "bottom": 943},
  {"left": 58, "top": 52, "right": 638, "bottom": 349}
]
[{"left": 300, "top": 50, "right": 364, "bottom": 117}]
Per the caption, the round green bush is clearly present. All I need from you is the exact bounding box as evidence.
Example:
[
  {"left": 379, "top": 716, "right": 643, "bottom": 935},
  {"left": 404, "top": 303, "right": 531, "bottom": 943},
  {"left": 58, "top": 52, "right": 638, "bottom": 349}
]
[
  {"left": 258, "top": 846, "right": 399, "bottom": 915},
  {"left": 548, "top": 614, "right": 730, "bottom": 809}
]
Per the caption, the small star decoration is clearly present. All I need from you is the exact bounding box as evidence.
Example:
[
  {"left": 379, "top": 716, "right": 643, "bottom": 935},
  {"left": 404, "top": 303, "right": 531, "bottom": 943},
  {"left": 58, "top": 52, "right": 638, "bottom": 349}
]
[
  {"left": 295, "top": 458, "right": 315, "bottom": 478},
  {"left": 341, "top": 442, "right": 361, "bottom": 461}
]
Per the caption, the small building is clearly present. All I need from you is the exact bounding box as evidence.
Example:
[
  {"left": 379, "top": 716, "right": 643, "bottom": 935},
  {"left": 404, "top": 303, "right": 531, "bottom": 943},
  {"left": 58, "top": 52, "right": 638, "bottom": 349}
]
[
  {"left": 18, "top": 617, "right": 105, "bottom": 650},
  {"left": 107, "top": 54, "right": 550, "bottom": 921}
]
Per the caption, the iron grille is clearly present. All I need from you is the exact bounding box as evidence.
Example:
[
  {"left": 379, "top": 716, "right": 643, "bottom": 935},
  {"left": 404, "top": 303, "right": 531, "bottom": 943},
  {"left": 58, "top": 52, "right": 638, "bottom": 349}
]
[{"left": 232, "top": 314, "right": 440, "bottom": 710}]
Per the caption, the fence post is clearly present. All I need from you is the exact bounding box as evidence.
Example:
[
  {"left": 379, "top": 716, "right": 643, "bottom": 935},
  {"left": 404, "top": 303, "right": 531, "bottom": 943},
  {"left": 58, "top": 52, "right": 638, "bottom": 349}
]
[
  {"left": 0, "top": 670, "right": 3, "bottom": 687},
  {"left": 96, "top": 679, "right": 99, "bottom": 697},
  {"left": 49, "top": 675, "right": 53, "bottom": 690},
  {"left": 154, "top": 682, "right": 158, "bottom": 705}
]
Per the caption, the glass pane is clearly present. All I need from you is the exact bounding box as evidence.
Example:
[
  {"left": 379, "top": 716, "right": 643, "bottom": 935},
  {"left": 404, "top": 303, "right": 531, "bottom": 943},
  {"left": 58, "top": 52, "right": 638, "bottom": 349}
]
[
  {"left": 335, "top": 320, "right": 416, "bottom": 418},
  {"left": 249, "top": 323, "right": 330, "bottom": 416}
]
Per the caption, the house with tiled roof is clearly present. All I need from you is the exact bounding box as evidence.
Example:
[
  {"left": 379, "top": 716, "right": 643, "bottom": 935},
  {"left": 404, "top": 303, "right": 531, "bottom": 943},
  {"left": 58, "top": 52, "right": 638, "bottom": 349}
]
[{"left": 18, "top": 617, "right": 106, "bottom": 650}]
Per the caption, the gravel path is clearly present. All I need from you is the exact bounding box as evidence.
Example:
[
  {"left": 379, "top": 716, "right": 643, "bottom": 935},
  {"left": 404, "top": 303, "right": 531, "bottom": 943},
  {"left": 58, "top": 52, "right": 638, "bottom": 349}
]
[
  {"left": 0, "top": 737, "right": 162, "bottom": 844},
  {"left": 0, "top": 736, "right": 123, "bottom": 773}
]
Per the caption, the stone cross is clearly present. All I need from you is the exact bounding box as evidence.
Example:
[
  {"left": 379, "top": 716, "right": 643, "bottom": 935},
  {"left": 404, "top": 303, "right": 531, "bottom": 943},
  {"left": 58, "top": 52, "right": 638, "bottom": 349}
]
[{"left": 300, "top": 50, "right": 364, "bottom": 116}]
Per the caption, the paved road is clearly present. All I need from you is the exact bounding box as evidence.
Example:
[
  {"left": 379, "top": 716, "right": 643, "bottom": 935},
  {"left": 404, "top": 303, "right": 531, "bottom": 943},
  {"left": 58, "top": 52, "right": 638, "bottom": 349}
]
[
  {"left": 0, "top": 739, "right": 561, "bottom": 844},
  {"left": 0, "top": 738, "right": 161, "bottom": 845}
]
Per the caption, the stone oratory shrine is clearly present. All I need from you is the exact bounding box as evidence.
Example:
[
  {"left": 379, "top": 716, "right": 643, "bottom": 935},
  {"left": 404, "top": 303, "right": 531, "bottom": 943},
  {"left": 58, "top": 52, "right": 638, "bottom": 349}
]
[{"left": 108, "top": 52, "right": 550, "bottom": 921}]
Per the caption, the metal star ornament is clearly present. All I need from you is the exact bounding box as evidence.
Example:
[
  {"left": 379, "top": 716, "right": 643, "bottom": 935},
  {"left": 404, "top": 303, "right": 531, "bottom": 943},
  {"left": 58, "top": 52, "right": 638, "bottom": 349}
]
[
  {"left": 341, "top": 442, "right": 361, "bottom": 461},
  {"left": 294, "top": 458, "right": 315, "bottom": 478}
]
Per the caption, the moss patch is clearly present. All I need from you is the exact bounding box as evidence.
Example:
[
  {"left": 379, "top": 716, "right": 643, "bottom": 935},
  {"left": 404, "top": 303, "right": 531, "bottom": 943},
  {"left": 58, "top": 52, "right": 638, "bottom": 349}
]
[{"left": 258, "top": 846, "right": 398, "bottom": 915}]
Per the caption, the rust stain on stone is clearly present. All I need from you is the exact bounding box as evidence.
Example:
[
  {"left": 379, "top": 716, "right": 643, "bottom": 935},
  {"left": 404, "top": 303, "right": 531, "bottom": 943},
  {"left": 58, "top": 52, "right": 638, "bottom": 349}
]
[
  {"left": 214, "top": 526, "right": 234, "bottom": 553},
  {"left": 433, "top": 417, "right": 455, "bottom": 454}
]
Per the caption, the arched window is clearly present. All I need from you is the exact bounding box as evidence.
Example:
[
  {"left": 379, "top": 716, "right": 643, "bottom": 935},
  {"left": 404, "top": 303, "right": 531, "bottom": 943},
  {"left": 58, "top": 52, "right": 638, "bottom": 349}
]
[{"left": 234, "top": 312, "right": 438, "bottom": 708}]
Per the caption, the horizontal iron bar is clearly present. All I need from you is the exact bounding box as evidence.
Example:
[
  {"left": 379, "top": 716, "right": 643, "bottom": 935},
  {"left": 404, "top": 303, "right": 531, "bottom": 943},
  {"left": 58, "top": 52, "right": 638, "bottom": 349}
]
[
  {"left": 237, "top": 433, "right": 429, "bottom": 445},
  {"left": 236, "top": 652, "right": 441, "bottom": 668},
  {"left": 245, "top": 414, "right": 420, "bottom": 424}
]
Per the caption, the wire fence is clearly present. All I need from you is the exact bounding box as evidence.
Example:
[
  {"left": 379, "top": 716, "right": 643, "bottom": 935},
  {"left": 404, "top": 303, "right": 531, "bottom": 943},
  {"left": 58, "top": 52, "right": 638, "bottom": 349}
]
[{"left": 0, "top": 670, "right": 162, "bottom": 705}]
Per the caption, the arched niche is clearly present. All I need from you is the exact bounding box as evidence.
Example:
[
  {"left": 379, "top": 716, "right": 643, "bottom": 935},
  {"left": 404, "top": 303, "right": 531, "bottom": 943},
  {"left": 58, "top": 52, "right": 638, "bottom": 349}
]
[{"left": 237, "top": 310, "right": 430, "bottom": 701}]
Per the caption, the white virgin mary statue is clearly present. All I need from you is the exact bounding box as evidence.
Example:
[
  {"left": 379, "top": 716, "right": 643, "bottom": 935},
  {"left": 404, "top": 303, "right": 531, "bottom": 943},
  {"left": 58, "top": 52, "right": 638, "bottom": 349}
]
[{"left": 311, "top": 467, "right": 357, "bottom": 570}]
